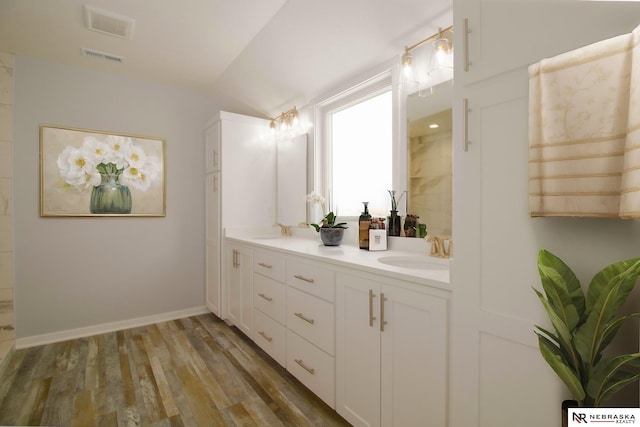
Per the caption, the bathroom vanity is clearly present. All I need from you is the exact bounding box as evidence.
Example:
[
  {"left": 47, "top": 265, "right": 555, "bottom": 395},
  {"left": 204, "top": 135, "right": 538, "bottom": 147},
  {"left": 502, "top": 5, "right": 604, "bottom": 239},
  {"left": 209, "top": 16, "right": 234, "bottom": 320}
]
[
  {"left": 205, "top": 109, "right": 451, "bottom": 426},
  {"left": 222, "top": 231, "right": 451, "bottom": 427}
]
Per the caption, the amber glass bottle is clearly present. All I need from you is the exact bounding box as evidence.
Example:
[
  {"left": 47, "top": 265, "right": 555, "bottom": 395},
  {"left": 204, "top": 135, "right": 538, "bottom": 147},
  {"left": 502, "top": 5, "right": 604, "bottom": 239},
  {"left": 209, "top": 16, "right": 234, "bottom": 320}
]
[{"left": 359, "top": 202, "right": 372, "bottom": 249}]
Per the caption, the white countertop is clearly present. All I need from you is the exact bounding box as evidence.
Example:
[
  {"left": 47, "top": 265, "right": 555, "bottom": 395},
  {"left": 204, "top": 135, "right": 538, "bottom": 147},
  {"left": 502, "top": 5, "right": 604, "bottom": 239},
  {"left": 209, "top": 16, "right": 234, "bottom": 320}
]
[{"left": 225, "top": 230, "right": 451, "bottom": 291}]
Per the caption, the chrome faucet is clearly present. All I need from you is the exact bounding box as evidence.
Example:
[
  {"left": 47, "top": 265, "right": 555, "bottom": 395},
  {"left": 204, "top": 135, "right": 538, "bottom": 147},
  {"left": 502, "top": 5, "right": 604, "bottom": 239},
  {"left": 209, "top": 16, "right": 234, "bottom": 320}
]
[{"left": 273, "top": 223, "right": 292, "bottom": 237}]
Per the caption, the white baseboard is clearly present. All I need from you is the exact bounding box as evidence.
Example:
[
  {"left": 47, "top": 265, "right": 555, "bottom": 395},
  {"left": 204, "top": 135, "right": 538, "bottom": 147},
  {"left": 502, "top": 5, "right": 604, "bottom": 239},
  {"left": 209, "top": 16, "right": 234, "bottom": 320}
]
[{"left": 15, "top": 306, "right": 210, "bottom": 349}]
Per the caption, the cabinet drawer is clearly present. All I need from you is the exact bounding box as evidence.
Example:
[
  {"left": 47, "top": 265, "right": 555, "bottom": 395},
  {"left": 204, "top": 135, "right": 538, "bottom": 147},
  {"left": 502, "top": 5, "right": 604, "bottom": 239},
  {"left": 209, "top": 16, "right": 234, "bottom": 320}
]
[
  {"left": 286, "top": 258, "right": 335, "bottom": 302},
  {"left": 254, "top": 309, "right": 286, "bottom": 367},
  {"left": 287, "top": 286, "right": 334, "bottom": 355},
  {"left": 254, "top": 274, "right": 286, "bottom": 324},
  {"left": 254, "top": 250, "right": 285, "bottom": 282},
  {"left": 286, "top": 329, "right": 335, "bottom": 408}
]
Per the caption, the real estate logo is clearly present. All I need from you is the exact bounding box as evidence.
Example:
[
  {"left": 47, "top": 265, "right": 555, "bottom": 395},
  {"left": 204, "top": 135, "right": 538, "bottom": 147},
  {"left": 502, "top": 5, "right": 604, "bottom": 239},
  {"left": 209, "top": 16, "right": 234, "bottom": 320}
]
[
  {"left": 572, "top": 412, "right": 587, "bottom": 423},
  {"left": 568, "top": 408, "right": 638, "bottom": 425}
]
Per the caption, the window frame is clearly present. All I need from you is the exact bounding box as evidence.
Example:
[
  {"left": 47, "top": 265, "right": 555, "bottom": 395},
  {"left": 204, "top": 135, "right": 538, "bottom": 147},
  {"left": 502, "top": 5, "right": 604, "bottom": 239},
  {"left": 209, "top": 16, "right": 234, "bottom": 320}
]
[{"left": 313, "top": 69, "right": 404, "bottom": 221}]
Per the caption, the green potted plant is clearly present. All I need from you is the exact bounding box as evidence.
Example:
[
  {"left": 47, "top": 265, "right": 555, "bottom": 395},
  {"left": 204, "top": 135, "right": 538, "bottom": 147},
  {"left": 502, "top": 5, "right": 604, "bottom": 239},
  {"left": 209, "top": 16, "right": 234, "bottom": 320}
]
[
  {"left": 533, "top": 249, "right": 640, "bottom": 408},
  {"left": 305, "top": 191, "right": 348, "bottom": 246},
  {"left": 310, "top": 211, "right": 348, "bottom": 246}
]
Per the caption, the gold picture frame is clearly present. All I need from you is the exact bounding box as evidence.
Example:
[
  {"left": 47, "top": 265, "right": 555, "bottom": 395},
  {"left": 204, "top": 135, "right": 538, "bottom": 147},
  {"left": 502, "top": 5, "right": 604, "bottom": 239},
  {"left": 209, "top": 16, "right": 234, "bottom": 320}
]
[{"left": 40, "top": 125, "right": 166, "bottom": 217}]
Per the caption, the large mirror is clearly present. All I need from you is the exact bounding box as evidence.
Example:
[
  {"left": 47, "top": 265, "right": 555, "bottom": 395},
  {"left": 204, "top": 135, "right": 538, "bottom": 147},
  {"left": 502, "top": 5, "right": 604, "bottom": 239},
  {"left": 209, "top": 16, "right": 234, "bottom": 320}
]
[
  {"left": 276, "top": 133, "right": 308, "bottom": 225},
  {"left": 406, "top": 81, "right": 452, "bottom": 237}
]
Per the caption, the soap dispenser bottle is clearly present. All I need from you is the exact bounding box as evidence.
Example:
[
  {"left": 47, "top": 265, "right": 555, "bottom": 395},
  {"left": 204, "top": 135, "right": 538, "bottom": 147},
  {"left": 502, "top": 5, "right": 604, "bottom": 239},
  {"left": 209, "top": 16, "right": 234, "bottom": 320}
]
[{"left": 359, "top": 202, "right": 372, "bottom": 249}]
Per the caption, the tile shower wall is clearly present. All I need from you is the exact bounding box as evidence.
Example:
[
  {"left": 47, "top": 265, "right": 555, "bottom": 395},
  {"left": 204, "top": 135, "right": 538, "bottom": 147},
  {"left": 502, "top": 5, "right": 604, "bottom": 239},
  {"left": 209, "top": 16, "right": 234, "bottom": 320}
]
[
  {"left": 408, "top": 108, "right": 453, "bottom": 237},
  {"left": 0, "top": 52, "right": 14, "bottom": 369}
]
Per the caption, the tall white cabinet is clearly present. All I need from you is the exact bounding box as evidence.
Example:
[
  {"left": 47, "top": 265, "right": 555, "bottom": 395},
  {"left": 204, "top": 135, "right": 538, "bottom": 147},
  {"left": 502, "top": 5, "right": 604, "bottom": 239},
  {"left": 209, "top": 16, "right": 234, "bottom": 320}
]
[
  {"left": 205, "top": 112, "right": 276, "bottom": 320},
  {"left": 451, "top": 2, "right": 640, "bottom": 426}
]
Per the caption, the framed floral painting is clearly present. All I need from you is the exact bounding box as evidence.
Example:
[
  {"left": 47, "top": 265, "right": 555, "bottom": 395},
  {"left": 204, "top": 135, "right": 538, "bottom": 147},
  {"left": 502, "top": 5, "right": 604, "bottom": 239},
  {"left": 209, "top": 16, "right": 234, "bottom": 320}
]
[{"left": 40, "top": 125, "right": 166, "bottom": 217}]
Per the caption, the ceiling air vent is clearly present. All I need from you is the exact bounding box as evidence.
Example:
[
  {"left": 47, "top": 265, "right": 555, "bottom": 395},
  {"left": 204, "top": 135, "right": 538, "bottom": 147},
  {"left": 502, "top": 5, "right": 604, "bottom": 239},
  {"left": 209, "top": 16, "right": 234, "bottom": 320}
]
[
  {"left": 81, "top": 48, "right": 125, "bottom": 63},
  {"left": 83, "top": 5, "right": 135, "bottom": 40}
]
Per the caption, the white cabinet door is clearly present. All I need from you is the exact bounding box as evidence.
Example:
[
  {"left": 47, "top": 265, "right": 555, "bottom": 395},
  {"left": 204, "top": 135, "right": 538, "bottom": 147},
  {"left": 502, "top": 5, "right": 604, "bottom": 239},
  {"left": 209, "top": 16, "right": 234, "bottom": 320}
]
[
  {"left": 380, "top": 285, "right": 448, "bottom": 427},
  {"left": 227, "top": 243, "right": 253, "bottom": 338},
  {"left": 205, "top": 172, "right": 221, "bottom": 316},
  {"left": 337, "top": 271, "right": 449, "bottom": 427},
  {"left": 336, "top": 272, "right": 381, "bottom": 427}
]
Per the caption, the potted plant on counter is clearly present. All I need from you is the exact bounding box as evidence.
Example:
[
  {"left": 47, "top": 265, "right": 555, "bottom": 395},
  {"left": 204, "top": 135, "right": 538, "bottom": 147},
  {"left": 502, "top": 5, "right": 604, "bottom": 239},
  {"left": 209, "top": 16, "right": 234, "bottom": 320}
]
[
  {"left": 532, "top": 249, "right": 640, "bottom": 411},
  {"left": 306, "top": 191, "right": 348, "bottom": 246}
]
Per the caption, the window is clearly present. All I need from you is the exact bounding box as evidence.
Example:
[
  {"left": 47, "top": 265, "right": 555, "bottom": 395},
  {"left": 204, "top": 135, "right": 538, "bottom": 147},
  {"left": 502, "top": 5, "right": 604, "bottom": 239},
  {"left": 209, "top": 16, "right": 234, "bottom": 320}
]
[{"left": 324, "top": 85, "right": 393, "bottom": 217}]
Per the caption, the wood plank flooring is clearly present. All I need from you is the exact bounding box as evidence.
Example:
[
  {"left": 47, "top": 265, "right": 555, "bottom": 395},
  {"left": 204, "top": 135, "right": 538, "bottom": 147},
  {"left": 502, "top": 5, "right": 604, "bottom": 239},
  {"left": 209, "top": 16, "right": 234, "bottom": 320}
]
[{"left": 0, "top": 314, "right": 351, "bottom": 426}]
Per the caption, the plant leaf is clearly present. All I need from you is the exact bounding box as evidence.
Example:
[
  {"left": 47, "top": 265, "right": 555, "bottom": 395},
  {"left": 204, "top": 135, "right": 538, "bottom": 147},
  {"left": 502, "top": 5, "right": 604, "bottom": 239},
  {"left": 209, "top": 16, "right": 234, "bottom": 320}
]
[
  {"left": 595, "top": 313, "right": 640, "bottom": 359},
  {"left": 533, "top": 288, "right": 573, "bottom": 350},
  {"left": 536, "top": 332, "right": 585, "bottom": 401},
  {"left": 587, "top": 353, "right": 640, "bottom": 406},
  {"left": 575, "top": 259, "right": 640, "bottom": 369},
  {"left": 535, "top": 324, "right": 577, "bottom": 372},
  {"left": 537, "top": 249, "right": 585, "bottom": 331},
  {"left": 585, "top": 257, "right": 640, "bottom": 312},
  {"left": 325, "top": 212, "right": 336, "bottom": 224},
  {"left": 534, "top": 324, "right": 560, "bottom": 346},
  {"left": 597, "top": 373, "right": 640, "bottom": 407}
]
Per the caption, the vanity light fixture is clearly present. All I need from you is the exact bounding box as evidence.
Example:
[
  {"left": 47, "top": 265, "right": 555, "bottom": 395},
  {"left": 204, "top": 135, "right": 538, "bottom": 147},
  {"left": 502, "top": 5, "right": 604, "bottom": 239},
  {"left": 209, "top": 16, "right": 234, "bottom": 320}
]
[
  {"left": 401, "top": 25, "right": 453, "bottom": 92},
  {"left": 270, "top": 106, "right": 300, "bottom": 135},
  {"left": 428, "top": 28, "right": 454, "bottom": 76},
  {"left": 402, "top": 49, "right": 414, "bottom": 78}
]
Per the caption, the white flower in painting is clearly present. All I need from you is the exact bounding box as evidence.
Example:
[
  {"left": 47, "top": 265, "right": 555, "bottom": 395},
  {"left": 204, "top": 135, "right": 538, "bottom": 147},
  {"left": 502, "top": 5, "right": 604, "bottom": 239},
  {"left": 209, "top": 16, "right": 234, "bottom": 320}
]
[
  {"left": 102, "top": 135, "right": 132, "bottom": 170},
  {"left": 144, "top": 156, "right": 162, "bottom": 182},
  {"left": 57, "top": 134, "right": 160, "bottom": 193},
  {"left": 124, "top": 145, "right": 147, "bottom": 169},
  {"left": 120, "top": 155, "right": 161, "bottom": 191},
  {"left": 81, "top": 136, "right": 109, "bottom": 164},
  {"left": 57, "top": 146, "right": 100, "bottom": 190}
]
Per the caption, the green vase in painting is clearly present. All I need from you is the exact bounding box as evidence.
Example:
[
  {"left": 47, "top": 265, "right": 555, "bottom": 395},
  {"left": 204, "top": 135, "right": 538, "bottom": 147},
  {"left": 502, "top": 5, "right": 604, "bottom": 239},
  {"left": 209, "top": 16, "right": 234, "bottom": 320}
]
[{"left": 90, "top": 173, "right": 132, "bottom": 214}]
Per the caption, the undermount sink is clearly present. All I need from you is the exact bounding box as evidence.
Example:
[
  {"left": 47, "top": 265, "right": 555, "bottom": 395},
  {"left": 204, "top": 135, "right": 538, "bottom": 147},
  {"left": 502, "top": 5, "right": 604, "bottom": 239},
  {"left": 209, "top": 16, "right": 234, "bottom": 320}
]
[{"left": 377, "top": 256, "right": 448, "bottom": 271}]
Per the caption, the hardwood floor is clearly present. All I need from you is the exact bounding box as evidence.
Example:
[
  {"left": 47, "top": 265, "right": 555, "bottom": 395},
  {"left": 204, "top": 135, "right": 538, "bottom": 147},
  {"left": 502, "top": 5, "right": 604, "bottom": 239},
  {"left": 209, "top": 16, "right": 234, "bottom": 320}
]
[{"left": 0, "top": 314, "right": 351, "bottom": 426}]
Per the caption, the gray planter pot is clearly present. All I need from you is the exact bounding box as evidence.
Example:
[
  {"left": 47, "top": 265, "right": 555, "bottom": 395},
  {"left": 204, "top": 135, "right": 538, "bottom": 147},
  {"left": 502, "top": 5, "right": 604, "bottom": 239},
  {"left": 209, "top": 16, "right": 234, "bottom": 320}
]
[{"left": 319, "top": 228, "right": 345, "bottom": 246}]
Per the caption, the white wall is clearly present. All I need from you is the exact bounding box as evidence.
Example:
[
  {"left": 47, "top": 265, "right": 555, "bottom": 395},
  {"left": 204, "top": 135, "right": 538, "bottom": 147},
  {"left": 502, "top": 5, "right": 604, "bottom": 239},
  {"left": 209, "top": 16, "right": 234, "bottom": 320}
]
[{"left": 13, "top": 56, "right": 217, "bottom": 339}]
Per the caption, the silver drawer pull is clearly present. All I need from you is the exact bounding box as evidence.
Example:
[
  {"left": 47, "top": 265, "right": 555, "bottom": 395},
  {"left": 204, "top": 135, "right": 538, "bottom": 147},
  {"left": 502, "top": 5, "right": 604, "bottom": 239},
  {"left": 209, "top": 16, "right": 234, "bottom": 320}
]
[
  {"left": 295, "top": 358, "right": 315, "bottom": 375},
  {"left": 294, "top": 312, "right": 315, "bottom": 324},
  {"left": 258, "top": 331, "right": 272, "bottom": 342},
  {"left": 258, "top": 262, "right": 272, "bottom": 269},
  {"left": 293, "top": 274, "right": 314, "bottom": 284},
  {"left": 258, "top": 293, "right": 273, "bottom": 302}
]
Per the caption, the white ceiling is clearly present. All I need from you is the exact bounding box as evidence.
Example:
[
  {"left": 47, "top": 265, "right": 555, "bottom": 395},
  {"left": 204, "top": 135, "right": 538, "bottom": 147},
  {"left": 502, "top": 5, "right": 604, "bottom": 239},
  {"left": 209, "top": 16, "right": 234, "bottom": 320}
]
[{"left": 0, "top": 0, "right": 453, "bottom": 117}]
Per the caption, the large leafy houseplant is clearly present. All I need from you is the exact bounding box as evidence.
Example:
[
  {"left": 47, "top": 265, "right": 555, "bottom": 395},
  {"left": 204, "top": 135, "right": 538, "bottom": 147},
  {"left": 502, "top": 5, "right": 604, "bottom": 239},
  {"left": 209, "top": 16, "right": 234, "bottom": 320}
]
[{"left": 533, "top": 249, "right": 640, "bottom": 407}]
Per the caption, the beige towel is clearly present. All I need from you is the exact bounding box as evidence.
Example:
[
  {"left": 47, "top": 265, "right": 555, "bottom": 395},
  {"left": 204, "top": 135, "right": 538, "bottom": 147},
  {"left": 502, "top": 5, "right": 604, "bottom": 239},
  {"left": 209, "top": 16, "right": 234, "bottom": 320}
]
[
  {"left": 528, "top": 25, "right": 639, "bottom": 217},
  {"left": 620, "top": 25, "right": 640, "bottom": 218}
]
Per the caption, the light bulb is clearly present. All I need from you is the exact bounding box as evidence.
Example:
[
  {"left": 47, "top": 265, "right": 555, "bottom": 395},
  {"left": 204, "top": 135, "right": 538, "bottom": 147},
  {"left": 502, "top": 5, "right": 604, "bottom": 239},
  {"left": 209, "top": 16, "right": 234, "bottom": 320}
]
[
  {"left": 402, "top": 51, "right": 413, "bottom": 78},
  {"left": 432, "top": 36, "right": 453, "bottom": 71}
]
